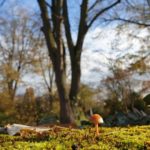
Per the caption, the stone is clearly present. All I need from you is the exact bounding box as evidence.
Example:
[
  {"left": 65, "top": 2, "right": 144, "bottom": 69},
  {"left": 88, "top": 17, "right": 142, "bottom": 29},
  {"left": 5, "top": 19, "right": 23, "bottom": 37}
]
[{"left": 6, "top": 124, "right": 50, "bottom": 135}]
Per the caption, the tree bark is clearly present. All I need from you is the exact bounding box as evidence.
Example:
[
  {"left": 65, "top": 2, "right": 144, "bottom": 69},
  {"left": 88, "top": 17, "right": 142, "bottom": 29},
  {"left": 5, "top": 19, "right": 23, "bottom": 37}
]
[
  {"left": 38, "top": 0, "right": 75, "bottom": 124},
  {"left": 69, "top": 56, "right": 81, "bottom": 103},
  {"left": 52, "top": 51, "right": 75, "bottom": 124},
  {"left": 67, "top": 0, "right": 88, "bottom": 103}
]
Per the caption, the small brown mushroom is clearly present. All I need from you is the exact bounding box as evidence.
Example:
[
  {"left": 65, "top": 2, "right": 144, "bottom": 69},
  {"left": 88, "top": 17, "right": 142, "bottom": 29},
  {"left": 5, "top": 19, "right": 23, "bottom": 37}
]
[{"left": 90, "top": 114, "right": 104, "bottom": 136}]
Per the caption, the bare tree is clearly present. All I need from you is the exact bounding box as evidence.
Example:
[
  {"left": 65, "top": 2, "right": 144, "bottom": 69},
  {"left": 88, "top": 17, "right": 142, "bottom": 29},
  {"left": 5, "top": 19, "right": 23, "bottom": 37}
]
[
  {"left": 0, "top": 8, "right": 42, "bottom": 101},
  {"left": 36, "top": 51, "right": 55, "bottom": 110},
  {"left": 104, "top": 0, "right": 150, "bottom": 27},
  {"left": 37, "top": 0, "right": 121, "bottom": 124}
]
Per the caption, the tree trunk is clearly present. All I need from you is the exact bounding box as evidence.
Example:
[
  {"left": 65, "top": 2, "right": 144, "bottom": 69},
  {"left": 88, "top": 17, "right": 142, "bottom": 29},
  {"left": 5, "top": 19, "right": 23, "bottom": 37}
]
[
  {"left": 68, "top": 0, "right": 88, "bottom": 104},
  {"left": 7, "top": 80, "right": 17, "bottom": 101},
  {"left": 53, "top": 55, "right": 75, "bottom": 124},
  {"left": 69, "top": 56, "right": 81, "bottom": 104},
  {"left": 38, "top": 0, "right": 121, "bottom": 124},
  {"left": 38, "top": 0, "right": 75, "bottom": 124}
]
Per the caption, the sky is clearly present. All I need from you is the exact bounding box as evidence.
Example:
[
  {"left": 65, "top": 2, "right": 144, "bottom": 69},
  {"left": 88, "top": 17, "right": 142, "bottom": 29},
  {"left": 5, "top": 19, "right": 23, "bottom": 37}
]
[
  {"left": 82, "top": 26, "right": 150, "bottom": 85},
  {"left": 18, "top": 24, "right": 149, "bottom": 94},
  {"left": 1, "top": 0, "right": 150, "bottom": 95}
]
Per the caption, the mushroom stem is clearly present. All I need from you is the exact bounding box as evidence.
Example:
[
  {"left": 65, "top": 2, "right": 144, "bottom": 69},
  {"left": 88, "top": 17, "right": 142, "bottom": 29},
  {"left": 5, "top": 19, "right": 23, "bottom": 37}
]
[{"left": 95, "top": 123, "right": 99, "bottom": 136}]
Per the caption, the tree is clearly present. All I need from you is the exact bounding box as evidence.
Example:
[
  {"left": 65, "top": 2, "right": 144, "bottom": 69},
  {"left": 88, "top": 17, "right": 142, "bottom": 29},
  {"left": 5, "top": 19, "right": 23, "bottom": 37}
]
[
  {"left": 0, "top": 7, "right": 42, "bottom": 101},
  {"left": 102, "top": 62, "right": 132, "bottom": 113},
  {"left": 16, "top": 87, "right": 37, "bottom": 125},
  {"left": 37, "top": 0, "right": 121, "bottom": 124},
  {"left": 103, "top": 0, "right": 150, "bottom": 27},
  {"left": 35, "top": 50, "right": 55, "bottom": 111},
  {"left": 100, "top": 48, "right": 150, "bottom": 113}
]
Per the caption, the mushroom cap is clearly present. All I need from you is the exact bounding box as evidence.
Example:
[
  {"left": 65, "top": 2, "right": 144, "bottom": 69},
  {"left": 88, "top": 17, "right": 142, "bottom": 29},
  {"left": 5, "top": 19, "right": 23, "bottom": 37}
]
[{"left": 90, "top": 114, "right": 104, "bottom": 124}]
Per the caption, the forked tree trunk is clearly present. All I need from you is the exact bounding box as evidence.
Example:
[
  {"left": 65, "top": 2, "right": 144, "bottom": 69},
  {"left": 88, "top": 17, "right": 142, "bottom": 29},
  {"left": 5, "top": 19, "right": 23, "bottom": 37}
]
[
  {"left": 52, "top": 54, "right": 75, "bottom": 124},
  {"left": 38, "top": 0, "right": 75, "bottom": 124},
  {"left": 38, "top": 0, "right": 121, "bottom": 124},
  {"left": 55, "top": 73, "right": 75, "bottom": 124}
]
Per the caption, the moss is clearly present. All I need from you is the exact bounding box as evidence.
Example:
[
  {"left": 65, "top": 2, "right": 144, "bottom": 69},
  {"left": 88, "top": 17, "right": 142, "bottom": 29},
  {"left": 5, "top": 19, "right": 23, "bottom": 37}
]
[{"left": 0, "top": 125, "right": 150, "bottom": 150}]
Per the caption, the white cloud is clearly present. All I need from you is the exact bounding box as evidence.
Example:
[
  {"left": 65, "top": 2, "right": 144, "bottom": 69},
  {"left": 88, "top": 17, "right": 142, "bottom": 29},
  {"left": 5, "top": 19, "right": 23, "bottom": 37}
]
[
  {"left": 80, "top": 26, "right": 149, "bottom": 86},
  {"left": 17, "top": 73, "right": 46, "bottom": 95},
  {"left": 17, "top": 26, "right": 149, "bottom": 94}
]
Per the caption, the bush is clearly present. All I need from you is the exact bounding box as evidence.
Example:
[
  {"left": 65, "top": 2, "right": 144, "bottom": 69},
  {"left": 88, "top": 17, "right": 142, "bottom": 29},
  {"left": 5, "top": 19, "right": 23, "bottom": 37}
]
[
  {"left": 134, "top": 99, "right": 146, "bottom": 111},
  {"left": 143, "top": 94, "right": 150, "bottom": 105},
  {"left": 104, "top": 99, "right": 122, "bottom": 115}
]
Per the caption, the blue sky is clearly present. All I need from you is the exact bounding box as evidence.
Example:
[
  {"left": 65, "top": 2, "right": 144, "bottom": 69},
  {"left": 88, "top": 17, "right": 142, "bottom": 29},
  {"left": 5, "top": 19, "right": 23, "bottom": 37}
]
[
  {"left": 18, "top": 0, "right": 38, "bottom": 11},
  {"left": 0, "top": 0, "right": 38, "bottom": 16},
  {"left": 1, "top": 0, "right": 149, "bottom": 94}
]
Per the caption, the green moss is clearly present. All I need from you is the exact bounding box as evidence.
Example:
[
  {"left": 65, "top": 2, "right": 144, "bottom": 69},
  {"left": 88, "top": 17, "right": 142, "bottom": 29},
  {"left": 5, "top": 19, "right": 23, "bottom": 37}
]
[{"left": 0, "top": 125, "right": 150, "bottom": 150}]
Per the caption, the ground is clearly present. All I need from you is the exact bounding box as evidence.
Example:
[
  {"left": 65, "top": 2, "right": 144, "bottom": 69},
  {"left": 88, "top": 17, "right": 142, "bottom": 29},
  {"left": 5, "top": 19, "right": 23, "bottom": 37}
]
[{"left": 0, "top": 125, "right": 150, "bottom": 150}]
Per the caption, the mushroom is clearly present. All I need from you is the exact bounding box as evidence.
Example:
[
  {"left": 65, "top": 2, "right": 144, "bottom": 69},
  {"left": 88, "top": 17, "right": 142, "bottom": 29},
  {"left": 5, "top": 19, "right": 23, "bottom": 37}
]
[{"left": 90, "top": 114, "right": 104, "bottom": 136}]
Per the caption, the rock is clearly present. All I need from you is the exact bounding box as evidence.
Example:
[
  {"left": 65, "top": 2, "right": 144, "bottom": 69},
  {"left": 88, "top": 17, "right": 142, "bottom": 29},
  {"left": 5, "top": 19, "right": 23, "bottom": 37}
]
[
  {"left": 6, "top": 124, "right": 50, "bottom": 135},
  {"left": 6, "top": 124, "right": 30, "bottom": 135},
  {"left": 127, "top": 112, "right": 139, "bottom": 121},
  {"left": 138, "top": 116, "right": 150, "bottom": 125},
  {"left": 132, "top": 108, "right": 144, "bottom": 117},
  {"left": 105, "top": 111, "right": 150, "bottom": 126},
  {"left": 117, "top": 113, "right": 129, "bottom": 126},
  {"left": 140, "top": 110, "right": 147, "bottom": 117},
  {"left": 105, "top": 112, "right": 130, "bottom": 126}
]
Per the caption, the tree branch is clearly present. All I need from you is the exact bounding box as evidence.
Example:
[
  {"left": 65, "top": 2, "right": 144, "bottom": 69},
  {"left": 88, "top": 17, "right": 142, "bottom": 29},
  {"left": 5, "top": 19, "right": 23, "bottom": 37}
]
[
  {"left": 45, "top": 0, "right": 52, "bottom": 9},
  {"left": 63, "top": 0, "right": 74, "bottom": 52},
  {"left": 37, "top": 0, "right": 56, "bottom": 57},
  {"left": 147, "top": 0, "right": 150, "bottom": 7},
  {"left": 88, "top": 0, "right": 100, "bottom": 12},
  {"left": 39, "top": 56, "right": 52, "bottom": 92},
  {"left": 88, "top": 0, "right": 121, "bottom": 28},
  {"left": 76, "top": 0, "right": 88, "bottom": 52},
  {"left": 104, "top": 17, "right": 150, "bottom": 27}
]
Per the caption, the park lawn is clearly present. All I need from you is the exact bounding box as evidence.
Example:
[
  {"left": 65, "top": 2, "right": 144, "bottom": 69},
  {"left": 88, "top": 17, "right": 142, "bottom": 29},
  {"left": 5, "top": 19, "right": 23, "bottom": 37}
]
[{"left": 0, "top": 125, "right": 150, "bottom": 150}]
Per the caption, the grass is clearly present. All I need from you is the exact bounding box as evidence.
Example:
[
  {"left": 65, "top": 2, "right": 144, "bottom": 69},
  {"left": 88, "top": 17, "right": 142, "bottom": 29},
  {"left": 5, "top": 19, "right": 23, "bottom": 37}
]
[{"left": 0, "top": 125, "right": 150, "bottom": 150}]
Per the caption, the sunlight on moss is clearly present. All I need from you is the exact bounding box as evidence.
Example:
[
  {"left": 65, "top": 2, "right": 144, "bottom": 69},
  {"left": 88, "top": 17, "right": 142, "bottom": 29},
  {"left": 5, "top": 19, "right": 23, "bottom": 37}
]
[{"left": 0, "top": 125, "right": 150, "bottom": 150}]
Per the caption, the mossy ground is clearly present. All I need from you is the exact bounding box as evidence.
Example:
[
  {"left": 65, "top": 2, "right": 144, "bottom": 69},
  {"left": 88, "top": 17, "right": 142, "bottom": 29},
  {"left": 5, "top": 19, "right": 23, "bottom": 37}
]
[{"left": 0, "top": 125, "right": 150, "bottom": 150}]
